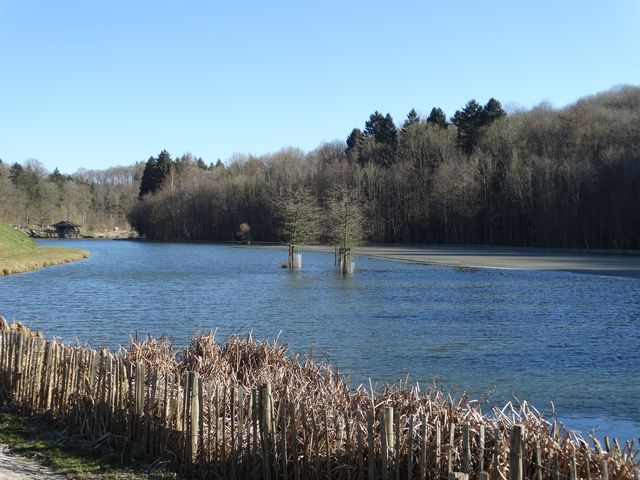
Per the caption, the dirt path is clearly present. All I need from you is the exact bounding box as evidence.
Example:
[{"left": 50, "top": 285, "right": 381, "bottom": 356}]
[{"left": 0, "top": 444, "right": 65, "bottom": 479}]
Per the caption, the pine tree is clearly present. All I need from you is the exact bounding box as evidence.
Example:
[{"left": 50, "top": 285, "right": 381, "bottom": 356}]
[
  {"left": 9, "top": 163, "right": 24, "bottom": 185},
  {"left": 426, "top": 107, "right": 448, "bottom": 129},
  {"left": 364, "top": 111, "right": 385, "bottom": 140},
  {"left": 482, "top": 98, "right": 507, "bottom": 124},
  {"left": 139, "top": 157, "right": 159, "bottom": 198},
  {"left": 402, "top": 108, "right": 420, "bottom": 132},
  {"left": 361, "top": 111, "right": 398, "bottom": 167},
  {"left": 381, "top": 113, "right": 398, "bottom": 149},
  {"left": 156, "top": 150, "right": 172, "bottom": 179},
  {"left": 138, "top": 151, "right": 172, "bottom": 199},
  {"left": 451, "top": 100, "right": 484, "bottom": 154},
  {"left": 345, "top": 128, "right": 363, "bottom": 164}
]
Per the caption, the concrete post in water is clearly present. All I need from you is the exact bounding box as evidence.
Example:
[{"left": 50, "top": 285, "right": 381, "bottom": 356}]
[
  {"left": 339, "top": 247, "right": 354, "bottom": 274},
  {"left": 288, "top": 244, "right": 302, "bottom": 269}
]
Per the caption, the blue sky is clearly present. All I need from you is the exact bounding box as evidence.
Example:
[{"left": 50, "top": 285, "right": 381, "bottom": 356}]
[{"left": 1, "top": 0, "right": 639, "bottom": 173}]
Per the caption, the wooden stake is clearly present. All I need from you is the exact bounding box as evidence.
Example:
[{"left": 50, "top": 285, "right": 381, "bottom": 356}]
[{"left": 509, "top": 424, "right": 524, "bottom": 480}]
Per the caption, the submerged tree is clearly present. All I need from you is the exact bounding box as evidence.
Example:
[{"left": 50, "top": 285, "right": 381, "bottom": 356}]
[
  {"left": 326, "top": 185, "right": 366, "bottom": 273},
  {"left": 274, "top": 187, "right": 321, "bottom": 268}
]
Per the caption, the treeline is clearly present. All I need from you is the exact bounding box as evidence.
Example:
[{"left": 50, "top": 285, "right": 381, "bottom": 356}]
[
  {"left": 0, "top": 160, "right": 143, "bottom": 232},
  {"left": 129, "top": 87, "right": 640, "bottom": 249}
]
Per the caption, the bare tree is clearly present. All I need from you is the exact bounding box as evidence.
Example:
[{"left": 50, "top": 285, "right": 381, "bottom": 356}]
[
  {"left": 326, "top": 185, "right": 366, "bottom": 273},
  {"left": 273, "top": 187, "right": 321, "bottom": 268}
]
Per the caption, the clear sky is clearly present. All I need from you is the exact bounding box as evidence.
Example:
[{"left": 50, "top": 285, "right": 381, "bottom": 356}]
[{"left": 1, "top": 0, "right": 639, "bottom": 174}]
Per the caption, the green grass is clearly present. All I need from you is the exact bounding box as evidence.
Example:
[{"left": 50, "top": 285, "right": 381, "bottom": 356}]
[
  {"left": 0, "top": 220, "right": 89, "bottom": 276},
  {"left": 0, "top": 411, "right": 178, "bottom": 479}
]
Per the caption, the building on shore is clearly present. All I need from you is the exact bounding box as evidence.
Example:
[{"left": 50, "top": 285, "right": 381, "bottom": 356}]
[{"left": 50, "top": 220, "right": 81, "bottom": 238}]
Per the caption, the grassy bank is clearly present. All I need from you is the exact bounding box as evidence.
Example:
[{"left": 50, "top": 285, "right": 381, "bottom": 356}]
[
  {"left": 0, "top": 411, "right": 177, "bottom": 479},
  {"left": 0, "top": 221, "right": 89, "bottom": 276}
]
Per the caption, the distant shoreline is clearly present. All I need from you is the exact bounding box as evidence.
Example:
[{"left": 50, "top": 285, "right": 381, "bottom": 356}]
[
  {"left": 38, "top": 237, "right": 640, "bottom": 279},
  {"left": 257, "top": 243, "right": 640, "bottom": 279}
]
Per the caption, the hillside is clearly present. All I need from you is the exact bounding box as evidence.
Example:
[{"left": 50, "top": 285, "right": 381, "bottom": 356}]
[{"left": 0, "top": 221, "right": 89, "bottom": 275}]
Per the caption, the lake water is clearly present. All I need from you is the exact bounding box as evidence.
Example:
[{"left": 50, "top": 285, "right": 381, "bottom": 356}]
[{"left": 1, "top": 240, "right": 638, "bottom": 441}]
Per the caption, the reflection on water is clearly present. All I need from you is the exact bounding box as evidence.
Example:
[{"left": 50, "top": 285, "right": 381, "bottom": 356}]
[{"left": 1, "top": 239, "right": 639, "bottom": 441}]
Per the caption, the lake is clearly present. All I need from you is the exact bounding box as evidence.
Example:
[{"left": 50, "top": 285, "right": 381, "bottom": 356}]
[{"left": 1, "top": 239, "right": 638, "bottom": 441}]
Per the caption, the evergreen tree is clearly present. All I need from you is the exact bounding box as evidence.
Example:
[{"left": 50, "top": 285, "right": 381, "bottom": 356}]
[
  {"left": 345, "top": 128, "right": 363, "bottom": 164},
  {"left": 426, "top": 107, "right": 448, "bottom": 129},
  {"left": 139, "top": 157, "right": 158, "bottom": 198},
  {"left": 451, "top": 100, "right": 484, "bottom": 154},
  {"left": 482, "top": 98, "right": 507, "bottom": 124},
  {"left": 139, "top": 151, "right": 172, "bottom": 199},
  {"left": 9, "top": 162, "right": 24, "bottom": 185},
  {"left": 196, "top": 157, "right": 207, "bottom": 170},
  {"left": 402, "top": 108, "right": 420, "bottom": 132},
  {"left": 48, "top": 167, "right": 66, "bottom": 186},
  {"left": 363, "top": 111, "right": 397, "bottom": 166},
  {"left": 380, "top": 113, "right": 398, "bottom": 149},
  {"left": 156, "top": 150, "right": 172, "bottom": 179},
  {"left": 364, "top": 111, "right": 385, "bottom": 140}
]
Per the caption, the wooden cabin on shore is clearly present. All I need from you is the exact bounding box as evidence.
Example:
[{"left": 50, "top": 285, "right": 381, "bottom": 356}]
[{"left": 50, "top": 220, "right": 81, "bottom": 238}]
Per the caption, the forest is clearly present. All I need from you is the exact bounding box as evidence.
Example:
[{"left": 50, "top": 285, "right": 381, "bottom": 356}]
[
  {"left": 128, "top": 87, "right": 640, "bottom": 249},
  {"left": 0, "top": 160, "right": 143, "bottom": 233},
  {"left": 2, "top": 86, "right": 639, "bottom": 248}
]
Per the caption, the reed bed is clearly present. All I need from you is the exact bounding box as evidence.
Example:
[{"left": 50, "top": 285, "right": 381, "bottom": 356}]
[{"left": 0, "top": 318, "right": 637, "bottom": 479}]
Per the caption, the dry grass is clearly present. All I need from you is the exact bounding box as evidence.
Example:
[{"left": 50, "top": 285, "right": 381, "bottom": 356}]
[
  {"left": 2, "top": 320, "right": 638, "bottom": 479},
  {"left": 124, "top": 331, "right": 638, "bottom": 479}
]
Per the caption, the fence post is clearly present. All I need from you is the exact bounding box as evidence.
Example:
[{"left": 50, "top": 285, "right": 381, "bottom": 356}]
[
  {"left": 407, "top": 415, "right": 414, "bottom": 480},
  {"left": 601, "top": 459, "right": 608, "bottom": 480},
  {"left": 367, "top": 410, "right": 375, "bottom": 480},
  {"left": 436, "top": 420, "right": 442, "bottom": 478},
  {"left": 570, "top": 450, "right": 577, "bottom": 480},
  {"left": 448, "top": 423, "right": 456, "bottom": 475},
  {"left": 551, "top": 452, "right": 559, "bottom": 480},
  {"left": 394, "top": 410, "right": 400, "bottom": 480},
  {"left": 381, "top": 410, "right": 388, "bottom": 480},
  {"left": 535, "top": 441, "right": 543, "bottom": 480},
  {"left": 509, "top": 424, "right": 524, "bottom": 480},
  {"left": 290, "top": 401, "right": 300, "bottom": 480},
  {"left": 462, "top": 424, "right": 470, "bottom": 474},
  {"left": 419, "top": 416, "right": 427, "bottom": 480},
  {"left": 261, "top": 383, "right": 273, "bottom": 480},
  {"left": 491, "top": 428, "right": 501, "bottom": 480},
  {"left": 135, "top": 362, "right": 145, "bottom": 416},
  {"left": 478, "top": 425, "right": 485, "bottom": 474},
  {"left": 190, "top": 372, "right": 200, "bottom": 470}
]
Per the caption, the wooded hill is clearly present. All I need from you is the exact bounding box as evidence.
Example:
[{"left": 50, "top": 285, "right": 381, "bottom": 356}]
[
  {"left": 129, "top": 87, "right": 640, "bottom": 249},
  {"left": 0, "top": 161, "right": 143, "bottom": 233}
]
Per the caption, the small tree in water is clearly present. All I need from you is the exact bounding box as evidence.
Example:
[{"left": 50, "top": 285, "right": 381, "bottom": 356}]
[
  {"left": 237, "top": 222, "right": 251, "bottom": 244},
  {"left": 326, "top": 185, "right": 366, "bottom": 274},
  {"left": 274, "top": 187, "right": 321, "bottom": 269}
]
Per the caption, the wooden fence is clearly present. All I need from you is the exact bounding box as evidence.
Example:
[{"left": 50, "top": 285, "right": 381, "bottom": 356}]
[{"left": 0, "top": 325, "right": 638, "bottom": 479}]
